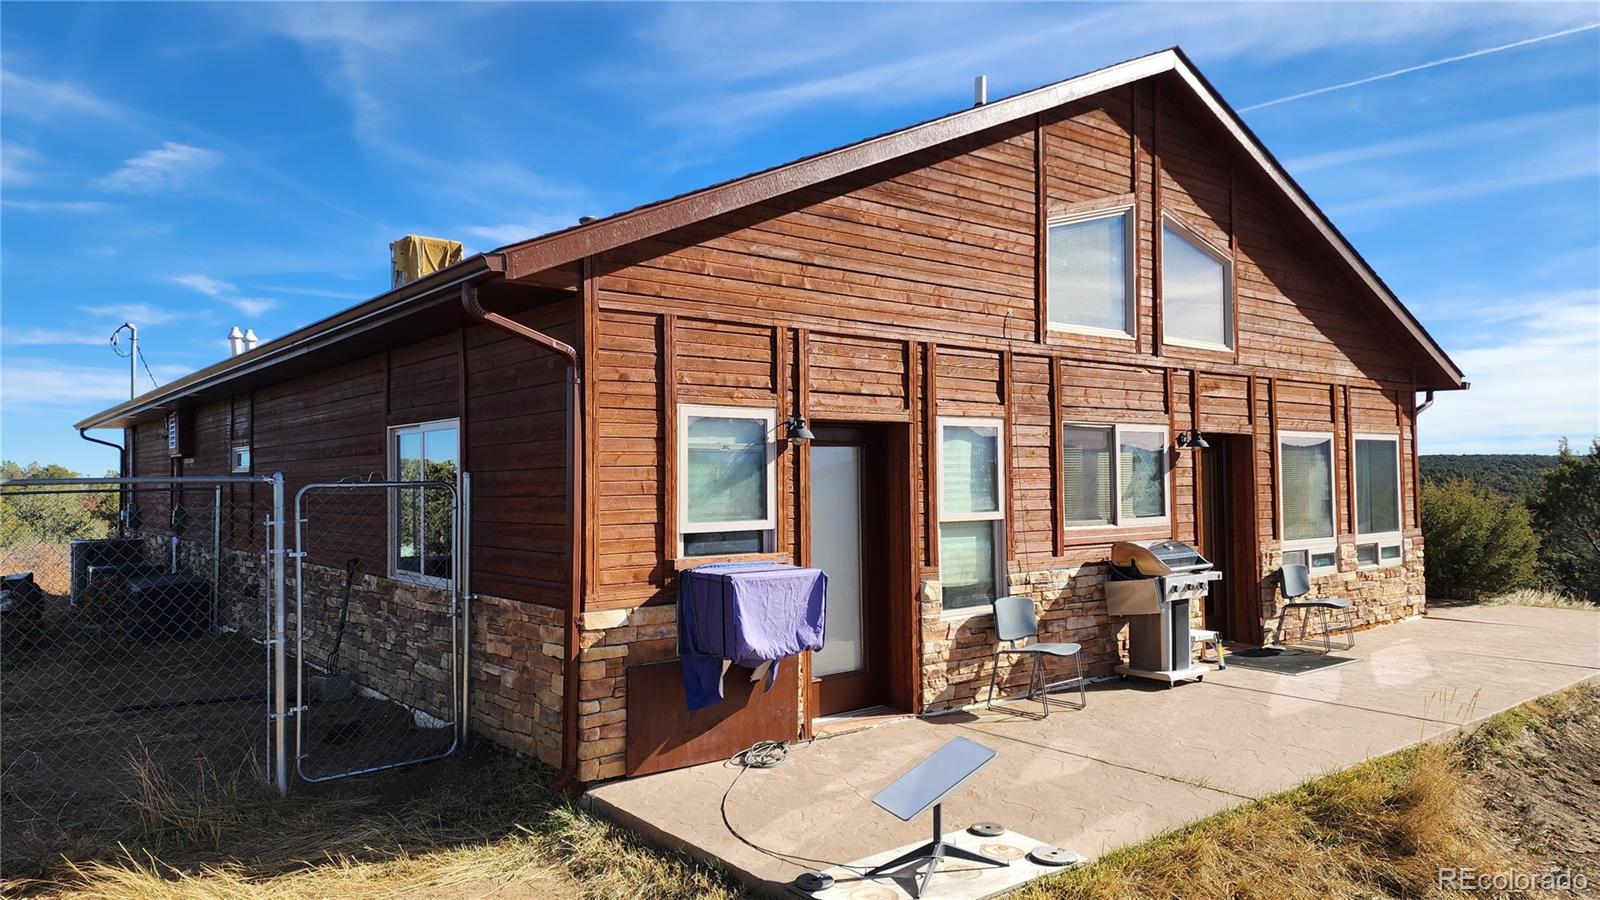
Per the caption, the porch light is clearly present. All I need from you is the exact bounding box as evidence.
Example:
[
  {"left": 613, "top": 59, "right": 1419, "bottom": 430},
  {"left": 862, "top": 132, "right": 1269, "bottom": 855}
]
[
  {"left": 1176, "top": 429, "right": 1209, "bottom": 450},
  {"left": 785, "top": 415, "right": 816, "bottom": 445}
]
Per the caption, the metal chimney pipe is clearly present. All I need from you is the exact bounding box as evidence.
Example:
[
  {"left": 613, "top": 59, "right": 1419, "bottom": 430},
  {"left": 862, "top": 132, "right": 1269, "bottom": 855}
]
[
  {"left": 243, "top": 328, "right": 259, "bottom": 351},
  {"left": 228, "top": 326, "right": 244, "bottom": 357},
  {"left": 974, "top": 74, "right": 988, "bottom": 106}
]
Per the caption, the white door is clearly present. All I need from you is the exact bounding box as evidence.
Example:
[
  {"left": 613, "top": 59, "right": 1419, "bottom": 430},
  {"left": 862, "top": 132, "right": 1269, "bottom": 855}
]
[{"left": 809, "top": 445, "right": 864, "bottom": 678}]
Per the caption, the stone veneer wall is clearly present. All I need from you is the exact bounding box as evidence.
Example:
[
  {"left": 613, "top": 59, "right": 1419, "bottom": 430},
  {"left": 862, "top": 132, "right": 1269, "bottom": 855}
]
[
  {"left": 1258, "top": 536, "right": 1427, "bottom": 643},
  {"left": 575, "top": 605, "right": 679, "bottom": 782},
  {"left": 202, "top": 545, "right": 564, "bottom": 767}
]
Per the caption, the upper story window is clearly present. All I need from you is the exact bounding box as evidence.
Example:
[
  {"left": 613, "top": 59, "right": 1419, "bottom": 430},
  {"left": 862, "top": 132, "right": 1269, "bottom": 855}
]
[
  {"left": 938, "top": 418, "right": 1006, "bottom": 614},
  {"left": 1063, "top": 423, "right": 1169, "bottom": 528},
  {"left": 1354, "top": 435, "right": 1403, "bottom": 567},
  {"left": 1161, "top": 217, "right": 1233, "bottom": 351},
  {"left": 1280, "top": 432, "right": 1337, "bottom": 573},
  {"left": 1046, "top": 207, "right": 1135, "bottom": 339},
  {"left": 678, "top": 404, "right": 776, "bottom": 558},
  {"left": 390, "top": 419, "right": 459, "bottom": 585}
]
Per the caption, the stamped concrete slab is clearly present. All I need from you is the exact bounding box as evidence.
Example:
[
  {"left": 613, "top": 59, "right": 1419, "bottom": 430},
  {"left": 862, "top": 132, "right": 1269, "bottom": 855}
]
[{"left": 582, "top": 606, "right": 1599, "bottom": 896}]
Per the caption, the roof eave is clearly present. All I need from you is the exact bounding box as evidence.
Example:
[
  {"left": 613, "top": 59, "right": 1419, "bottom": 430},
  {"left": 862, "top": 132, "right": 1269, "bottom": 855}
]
[{"left": 75, "top": 253, "right": 504, "bottom": 431}]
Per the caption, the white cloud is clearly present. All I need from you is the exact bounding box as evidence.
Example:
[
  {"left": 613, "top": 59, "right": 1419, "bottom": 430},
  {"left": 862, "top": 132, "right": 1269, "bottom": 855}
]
[
  {"left": 0, "top": 357, "right": 190, "bottom": 408},
  {"left": 461, "top": 214, "right": 584, "bottom": 248},
  {"left": 3, "top": 328, "right": 109, "bottom": 346},
  {"left": 1422, "top": 290, "right": 1600, "bottom": 454},
  {"left": 0, "top": 69, "right": 135, "bottom": 126},
  {"left": 82, "top": 302, "right": 183, "bottom": 325},
  {"left": 95, "top": 141, "right": 223, "bottom": 193},
  {"left": 222, "top": 297, "right": 279, "bottom": 316},
  {"left": 1282, "top": 107, "right": 1598, "bottom": 174},
  {"left": 2, "top": 198, "right": 115, "bottom": 214},
  {"left": 170, "top": 273, "right": 236, "bottom": 297},
  {"left": 1, "top": 141, "right": 43, "bottom": 186}
]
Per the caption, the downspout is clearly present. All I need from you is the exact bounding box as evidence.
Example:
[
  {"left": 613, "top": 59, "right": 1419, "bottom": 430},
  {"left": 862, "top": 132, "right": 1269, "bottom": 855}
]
[
  {"left": 79, "top": 427, "right": 127, "bottom": 536},
  {"left": 1414, "top": 390, "right": 1436, "bottom": 415},
  {"left": 461, "top": 283, "right": 585, "bottom": 790}
]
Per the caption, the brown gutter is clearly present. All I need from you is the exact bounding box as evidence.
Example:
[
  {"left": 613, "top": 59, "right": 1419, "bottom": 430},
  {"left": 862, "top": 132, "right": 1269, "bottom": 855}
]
[{"left": 460, "top": 284, "right": 585, "bottom": 790}]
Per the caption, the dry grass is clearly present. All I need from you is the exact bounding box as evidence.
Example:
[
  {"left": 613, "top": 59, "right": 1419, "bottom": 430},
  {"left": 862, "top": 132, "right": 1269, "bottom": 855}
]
[
  {"left": 1482, "top": 588, "right": 1597, "bottom": 610},
  {"left": 10, "top": 748, "right": 741, "bottom": 900},
  {"left": 1015, "top": 688, "right": 1600, "bottom": 900}
]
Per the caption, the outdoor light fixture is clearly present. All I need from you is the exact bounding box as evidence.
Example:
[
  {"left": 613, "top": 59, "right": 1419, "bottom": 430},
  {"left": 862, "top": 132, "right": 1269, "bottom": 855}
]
[
  {"left": 1176, "top": 429, "right": 1209, "bottom": 450},
  {"left": 785, "top": 415, "right": 816, "bottom": 445}
]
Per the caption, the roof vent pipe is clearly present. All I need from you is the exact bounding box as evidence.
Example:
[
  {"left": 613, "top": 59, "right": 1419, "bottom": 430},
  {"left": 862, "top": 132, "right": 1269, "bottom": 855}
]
[
  {"left": 244, "top": 329, "right": 259, "bottom": 352},
  {"left": 578, "top": 216, "right": 598, "bottom": 225},
  {"left": 228, "top": 326, "right": 244, "bottom": 357},
  {"left": 974, "top": 74, "right": 988, "bottom": 106}
]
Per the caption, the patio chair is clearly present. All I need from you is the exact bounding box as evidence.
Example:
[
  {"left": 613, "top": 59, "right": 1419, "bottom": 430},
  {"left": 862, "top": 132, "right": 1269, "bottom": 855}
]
[
  {"left": 1274, "top": 563, "right": 1354, "bottom": 654},
  {"left": 987, "top": 595, "right": 1086, "bottom": 717}
]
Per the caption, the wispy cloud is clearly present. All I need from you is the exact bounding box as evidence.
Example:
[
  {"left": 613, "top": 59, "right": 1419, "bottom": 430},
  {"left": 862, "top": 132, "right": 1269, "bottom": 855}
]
[
  {"left": 170, "top": 273, "right": 235, "bottom": 297},
  {"left": 1240, "top": 22, "right": 1600, "bottom": 112},
  {"left": 0, "top": 69, "right": 135, "bottom": 126},
  {"left": 0, "top": 357, "right": 191, "bottom": 408},
  {"left": 3, "top": 328, "right": 109, "bottom": 347},
  {"left": 95, "top": 141, "right": 223, "bottom": 193},
  {"left": 1283, "top": 106, "right": 1598, "bottom": 174},
  {"left": 461, "top": 214, "right": 584, "bottom": 248},
  {"left": 2, "top": 198, "right": 116, "bottom": 214},
  {"left": 1, "top": 141, "right": 43, "bottom": 186},
  {"left": 1421, "top": 289, "right": 1600, "bottom": 453},
  {"left": 221, "top": 297, "right": 278, "bottom": 316},
  {"left": 82, "top": 302, "right": 183, "bottom": 325}
]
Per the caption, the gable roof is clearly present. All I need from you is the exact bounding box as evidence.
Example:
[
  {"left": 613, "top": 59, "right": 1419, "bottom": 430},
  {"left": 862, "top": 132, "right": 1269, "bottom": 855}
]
[{"left": 78, "top": 47, "right": 1462, "bottom": 431}]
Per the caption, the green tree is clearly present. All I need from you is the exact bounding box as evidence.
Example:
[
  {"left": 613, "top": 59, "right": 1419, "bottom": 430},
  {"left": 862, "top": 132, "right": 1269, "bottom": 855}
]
[
  {"left": 1421, "top": 477, "right": 1539, "bottom": 602},
  {"left": 1530, "top": 439, "right": 1600, "bottom": 604},
  {"left": 0, "top": 461, "right": 120, "bottom": 546}
]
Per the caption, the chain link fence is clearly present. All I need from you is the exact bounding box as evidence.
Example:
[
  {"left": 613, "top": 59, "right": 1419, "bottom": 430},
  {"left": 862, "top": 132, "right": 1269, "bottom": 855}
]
[
  {"left": 0, "top": 473, "right": 468, "bottom": 875},
  {"left": 0, "top": 476, "right": 281, "bottom": 871}
]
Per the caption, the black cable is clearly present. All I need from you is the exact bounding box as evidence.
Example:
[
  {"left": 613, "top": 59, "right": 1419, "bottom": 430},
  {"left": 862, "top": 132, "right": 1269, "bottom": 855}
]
[{"left": 718, "top": 737, "right": 876, "bottom": 876}]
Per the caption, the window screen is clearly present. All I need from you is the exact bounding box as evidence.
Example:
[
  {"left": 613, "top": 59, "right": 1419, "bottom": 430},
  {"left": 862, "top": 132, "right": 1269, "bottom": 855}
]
[
  {"left": 1063, "top": 425, "right": 1114, "bottom": 525},
  {"left": 1281, "top": 434, "right": 1334, "bottom": 542},
  {"left": 1162, "top": 223, "right": 1231, "bottom": 348},
  {"left": 1048, "top": 212, "right": 1130, "bottom": 334},
  {"left": 685, "top": 415, "right": 768, "bottom": 524},
  {"left": 1355, "top": 438, "right": 1400, "bottom": 535},
  {"left": 1119, "top": 429, "right": 1167, "bottom": 519},
  {"left": 942, "top": 424, "right": 1000, "bottom": 516}
]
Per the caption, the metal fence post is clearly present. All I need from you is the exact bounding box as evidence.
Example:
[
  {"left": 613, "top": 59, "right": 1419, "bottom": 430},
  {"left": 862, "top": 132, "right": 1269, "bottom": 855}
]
[
  {"left": 460, "top": 470, "right": 472, "bottom": 749},
  {"left": 270, "top": 472, "right": 289, "bottom": 796}
]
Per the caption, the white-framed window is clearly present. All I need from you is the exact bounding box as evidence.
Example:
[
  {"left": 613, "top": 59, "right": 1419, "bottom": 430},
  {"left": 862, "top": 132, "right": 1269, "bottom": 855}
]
[
  {"left": 1046, "top": 205, "right": 1137, "bottom": 339},
  {"left": 1280, "top": 431, "right": 1337, "bottom": 574},
  {"left": 230, "top": 446, "right": 251, "bottom": 474},
  {"left": 937, "top": 417, "right": 1006, "bottom": 614},
  {"left": 1354, "top": 433, "right": 1403, "bottom": 568},
  {"left": 389, "top": 418, "right": 460, "bottom": 586},
  {"left": 678, "top": 404, "right": 777, "bottom": 558},
  {"left": 1063, "top": 423, "right": 1169, "bottom": 528},
  {"left": 1161, "top": 214, "right": 1234, "bottom": 351}
]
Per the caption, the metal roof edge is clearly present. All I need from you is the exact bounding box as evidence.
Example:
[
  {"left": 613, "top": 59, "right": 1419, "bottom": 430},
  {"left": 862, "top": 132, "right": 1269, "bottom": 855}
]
[{"left": 75, "top": 254, "right": 503, "bottom": 430}]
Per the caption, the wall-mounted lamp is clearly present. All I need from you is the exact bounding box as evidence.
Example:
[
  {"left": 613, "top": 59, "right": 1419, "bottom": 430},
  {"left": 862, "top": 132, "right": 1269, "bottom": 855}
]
[
  {"left": 785, "top": 415, "right": 816, "bottom": 446},
  {"left": 1175, "top": 429, "right": 1210, "bottom": 450}
]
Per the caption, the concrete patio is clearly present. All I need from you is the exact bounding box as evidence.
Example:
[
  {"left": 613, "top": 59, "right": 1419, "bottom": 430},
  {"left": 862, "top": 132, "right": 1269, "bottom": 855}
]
[{"left": 584, "top": 605, "right": 1600, "bottom": 896}]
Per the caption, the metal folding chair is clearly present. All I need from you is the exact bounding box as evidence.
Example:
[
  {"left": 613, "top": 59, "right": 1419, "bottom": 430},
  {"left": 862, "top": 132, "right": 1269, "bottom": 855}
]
[
  {"left": 987, "top": 595, "right": 1086, "bottom": 716},
  {"left": 1274, "top": 563, "right": 1355, "bottom": 653}
]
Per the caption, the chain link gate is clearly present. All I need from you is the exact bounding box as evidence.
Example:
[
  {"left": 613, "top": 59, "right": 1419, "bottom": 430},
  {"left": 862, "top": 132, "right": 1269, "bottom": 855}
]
[{"left": 291, "top": 480, "right": 464, "bottom": 781}]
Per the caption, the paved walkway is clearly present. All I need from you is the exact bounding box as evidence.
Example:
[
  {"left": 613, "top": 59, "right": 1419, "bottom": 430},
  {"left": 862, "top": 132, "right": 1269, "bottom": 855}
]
[{"left": 584, "top": 605, "right": 1600, "bottom": 895}]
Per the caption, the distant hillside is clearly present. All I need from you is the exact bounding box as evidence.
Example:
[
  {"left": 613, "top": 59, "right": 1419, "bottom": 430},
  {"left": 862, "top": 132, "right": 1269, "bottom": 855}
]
[{"left": 1420, "top": 454, "right": 1557, "bottom": 503}]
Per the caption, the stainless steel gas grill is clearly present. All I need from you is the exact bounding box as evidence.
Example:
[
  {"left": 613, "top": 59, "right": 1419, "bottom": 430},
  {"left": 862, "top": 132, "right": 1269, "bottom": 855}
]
[{"left": 1106, "top": 540, "right": 1222, "bottom": 685}]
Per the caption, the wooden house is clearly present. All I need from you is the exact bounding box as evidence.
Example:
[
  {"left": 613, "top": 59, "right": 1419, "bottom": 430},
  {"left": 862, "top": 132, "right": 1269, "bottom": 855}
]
[{"left": 77, "top": 49, "right": 1465, "bottom": 784}]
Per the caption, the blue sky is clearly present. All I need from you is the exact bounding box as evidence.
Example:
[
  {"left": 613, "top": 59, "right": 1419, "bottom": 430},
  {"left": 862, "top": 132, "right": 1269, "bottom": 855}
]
[{"left": 3, "top": 2, "right": 1597, "bottom": 474}]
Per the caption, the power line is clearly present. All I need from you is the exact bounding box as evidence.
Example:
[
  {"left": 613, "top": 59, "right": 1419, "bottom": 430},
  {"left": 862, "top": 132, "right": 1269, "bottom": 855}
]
[{"left": 1240, "top": 22, "right": 1600, "bottom": 112}]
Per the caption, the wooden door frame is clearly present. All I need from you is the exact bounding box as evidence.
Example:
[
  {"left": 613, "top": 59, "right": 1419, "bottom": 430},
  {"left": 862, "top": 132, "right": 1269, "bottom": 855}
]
[
  {"left": 1196, "top": 432, "right": 1263, "bottom": 645},
  {"left": 798, "top": 419, "right": 916, "bottom": 736}
]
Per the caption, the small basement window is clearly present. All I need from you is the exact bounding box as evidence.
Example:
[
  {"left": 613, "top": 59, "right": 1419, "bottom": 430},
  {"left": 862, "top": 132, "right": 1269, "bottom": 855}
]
[
  {"left": 938, "top": 418, "right": 1006, "bottom": 614},
  {"left": 1161, "top": 216, "right": 1233, "bottom": 351},
  {"left": 1046, "top": 207, "right": 1135, "bottom": 338},
  {"left": 389, "top": 419, "right": 459, "bottom": 585},
  {"left": 1280, "top": 432, "right": 1337, "bottom": 574},
  {"left": 678, "top": 404, "right": 776, "bottom": 558},
  {"left": 1354, "top": 434, "right": 1403, "bottom": 567},
  {"left": 230, "top": 446, "right": 251, "bottom": 474}
]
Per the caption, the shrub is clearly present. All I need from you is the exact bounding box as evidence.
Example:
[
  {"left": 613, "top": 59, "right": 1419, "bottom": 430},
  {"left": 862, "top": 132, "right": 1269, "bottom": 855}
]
[
  {"left": 1529, "top": 439, "right": 1600, "bottom": 604},
  {"left": 1421, "top": 478, "right": 1539, "bottom": 602}
]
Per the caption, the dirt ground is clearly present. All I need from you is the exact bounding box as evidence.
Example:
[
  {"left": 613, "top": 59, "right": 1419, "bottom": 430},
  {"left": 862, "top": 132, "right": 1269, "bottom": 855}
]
[{"left": 1472, "top": 684, "right": 1600, "bottom": 894}]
